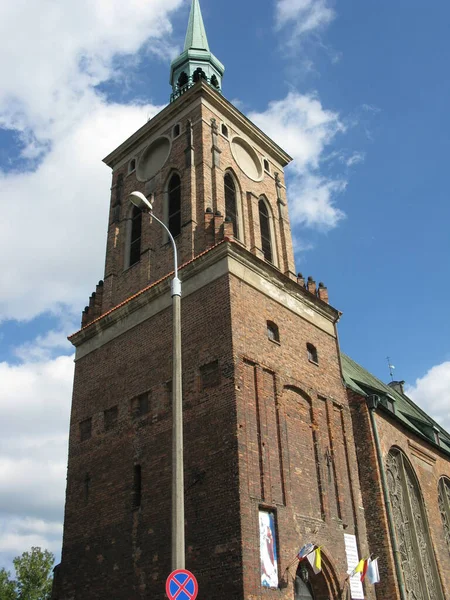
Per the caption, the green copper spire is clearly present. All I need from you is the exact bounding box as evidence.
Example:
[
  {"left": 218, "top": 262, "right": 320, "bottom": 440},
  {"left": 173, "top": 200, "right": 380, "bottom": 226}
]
[
  {"left": 170, "top": 0, "right": 224, "bottom": 102},
  {"left": 184, "top": 0, "right": 209, "bottom": 52}
]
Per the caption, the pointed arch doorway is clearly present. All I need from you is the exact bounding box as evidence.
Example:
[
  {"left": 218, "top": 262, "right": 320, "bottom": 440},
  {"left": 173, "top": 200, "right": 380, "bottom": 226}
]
[{"left": 295, "top": 575, "right": 315, "bottom": 600}]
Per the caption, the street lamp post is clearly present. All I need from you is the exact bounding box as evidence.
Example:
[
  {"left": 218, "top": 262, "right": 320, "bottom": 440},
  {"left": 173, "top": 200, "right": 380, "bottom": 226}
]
[{"left": 129, "top": 191, "right": 185, "bottom": 571}]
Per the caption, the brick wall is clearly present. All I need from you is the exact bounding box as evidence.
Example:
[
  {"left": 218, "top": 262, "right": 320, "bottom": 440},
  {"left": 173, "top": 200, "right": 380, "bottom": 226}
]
[{"left": 348, "top": 391, "right": 450, "bottom": 600}]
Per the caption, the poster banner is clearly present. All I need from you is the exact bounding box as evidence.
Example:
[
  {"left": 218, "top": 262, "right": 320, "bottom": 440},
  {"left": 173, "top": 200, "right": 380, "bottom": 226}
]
[
  {"left": 259, "top": 511, "right": 278, "bottom": 588},
  {"left": 344, "top": 534, "right": 365, "bottom": 600}
]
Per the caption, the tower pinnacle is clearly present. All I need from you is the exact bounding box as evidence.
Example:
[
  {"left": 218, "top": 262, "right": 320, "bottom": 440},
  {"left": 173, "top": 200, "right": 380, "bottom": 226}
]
[
  {"left": 170, "top": 0, "right": 224, "bottom": 102},
  {"left": 184, "top": 0, "right": 209, "bottom": 52}
]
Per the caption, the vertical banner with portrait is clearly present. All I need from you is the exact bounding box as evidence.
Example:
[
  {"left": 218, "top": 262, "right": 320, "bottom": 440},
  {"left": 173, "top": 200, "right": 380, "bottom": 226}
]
[{"left": 259, "top": 510, "right": 278, "bottom": 588}]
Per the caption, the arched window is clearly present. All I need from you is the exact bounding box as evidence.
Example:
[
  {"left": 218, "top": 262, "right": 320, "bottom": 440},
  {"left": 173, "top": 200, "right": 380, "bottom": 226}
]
[
  {"left": 438, "top": 477, "right": 450, "bottom": 552},
  {"left": 307, "top": 343, "right": 318, "bottom": 364},
  {"left": 221, "top": 123, "right": 228, "bottom": 138},
  {"left": 259, "top": 199, "right": 273, "bottom": 263},
  {"left": 263, "top": 159, "right": 270, "bottom": 173},
  {"left": 267, "top": 321, "right": 280, "bottom": 343},
  {"left": 173, "top": 124, "right": 180, "bottom": 138},
  {"left": 386, "top": 448, "right": 444, "bottom": 599},
  {"left": 178, "top": 72, "right": 188, "bottom": 88},
  {"left": 193, "top": 68, "right": 207, "bottom": 82},
  {"left": 129, "top": 205, "right": 142, "bottom": 267},
  {"left": 168, "top": 174, "right": 182, "bottom": 238},
  {"left": 224, "top": 173, "right": 239, "bottom": 238}
]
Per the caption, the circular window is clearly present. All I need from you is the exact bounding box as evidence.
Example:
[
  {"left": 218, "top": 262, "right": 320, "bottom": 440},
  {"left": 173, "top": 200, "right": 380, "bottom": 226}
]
[
  {"left": 230, "top": 137, "right": 263, "bottom": 181},
  {"left": 136, "top": 137, "right": 171, "bottom": 182}
]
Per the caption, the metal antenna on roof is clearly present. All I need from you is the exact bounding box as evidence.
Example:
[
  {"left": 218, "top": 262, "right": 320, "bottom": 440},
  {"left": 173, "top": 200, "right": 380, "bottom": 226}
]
[{"left": 387, "top": 357, "right": 395, "bottom": 381}]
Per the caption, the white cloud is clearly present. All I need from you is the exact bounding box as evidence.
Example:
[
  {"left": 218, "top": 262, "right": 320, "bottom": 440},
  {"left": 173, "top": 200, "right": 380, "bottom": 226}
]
[
  {"left": 249, "top": 91, "right": 347, "bottom": 230},
  {"left": 0, "top": 99, "right": 162, "bottom": 322},
  {"left": 406, "top": 362, "right": 450, "bottom": 433},
  {"left": 275, "top": 0, "right": 335, "bottom": 41},
  {"left": 0, "top": 0, "right": 188, "bottom": 322},
  {"left": 0, "top": 354, "right": 74, "bottom": 567}
]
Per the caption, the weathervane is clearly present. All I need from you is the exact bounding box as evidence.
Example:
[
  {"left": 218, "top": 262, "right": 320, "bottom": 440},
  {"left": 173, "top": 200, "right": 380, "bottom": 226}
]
[{"left": 386, "top": 357, "right": 395, "bottom": 381}]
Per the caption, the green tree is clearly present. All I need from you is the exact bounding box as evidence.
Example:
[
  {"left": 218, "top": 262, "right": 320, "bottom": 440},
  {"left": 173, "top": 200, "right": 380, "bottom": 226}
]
[
  {"left": 13, "top": 547, "right": 54, "bottom": 600},
  {"left": 0, "top": 568, "right": 17, "bottom": 600}
]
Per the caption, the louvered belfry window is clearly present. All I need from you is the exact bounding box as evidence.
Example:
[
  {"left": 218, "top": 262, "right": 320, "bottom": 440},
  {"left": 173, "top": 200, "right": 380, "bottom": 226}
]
[
  {"left": 129, "top": 205, "right": 142, "bottom": 267},
  {"left": 168, "top": 174, "right": 181, "bottom": 237},
  {"left": 224, "top": 173, "right": 239, "bottom": 238},
  {"left": 259, "top": 199, "right": 272, "bottom": 263}
]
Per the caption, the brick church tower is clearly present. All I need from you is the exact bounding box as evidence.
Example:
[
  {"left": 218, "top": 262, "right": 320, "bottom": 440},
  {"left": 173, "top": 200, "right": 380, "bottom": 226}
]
[{"left": 53, "top": 3, "right": 373, "bottom": 599}]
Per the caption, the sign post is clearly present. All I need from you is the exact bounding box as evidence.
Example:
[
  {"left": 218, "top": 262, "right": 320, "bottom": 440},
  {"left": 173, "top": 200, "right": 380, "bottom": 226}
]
[{"left": 166, "top": 569, "right": 198, "bottom": 600}]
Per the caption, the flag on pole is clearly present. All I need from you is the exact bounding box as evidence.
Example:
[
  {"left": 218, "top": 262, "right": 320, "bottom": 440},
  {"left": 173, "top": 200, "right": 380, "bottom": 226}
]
[
  {"left": 306, "top": 547, "right": 322, "bottom": 574},
  {"left": 360, "top": 559, "right": 369, "bottom": 583},
  {"left": 367, "top": 558, "right": 380, "bottom": 584},
  {"left": 350, "top": 559, "right": 365, "bottom": 578},
  {"left": 298, "top": 543, "right": 315, "bottom": 560}
]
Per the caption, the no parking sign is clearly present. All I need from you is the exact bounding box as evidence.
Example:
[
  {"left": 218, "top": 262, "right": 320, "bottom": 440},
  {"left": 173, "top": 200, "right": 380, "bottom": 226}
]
[{"left": 166, "top": 569, "right": 198, "bottom": 600}]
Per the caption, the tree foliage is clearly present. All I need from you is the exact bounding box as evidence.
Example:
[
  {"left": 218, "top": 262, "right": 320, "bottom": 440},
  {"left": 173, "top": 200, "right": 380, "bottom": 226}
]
[
  {"left": 0, "top": 547, "right": 54, "bottom": 600},
  {"left": 0, "top": 568, "right": 17, "bottom": 600}
]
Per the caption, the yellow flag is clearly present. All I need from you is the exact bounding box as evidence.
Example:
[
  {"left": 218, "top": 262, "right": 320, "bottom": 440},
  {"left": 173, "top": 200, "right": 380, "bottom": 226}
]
[
  {"left": 315, "top": 547, "right": 322, "bottom": 572},
  {"left": 350, "top": 559, "right": 365, "bottom": 578}
]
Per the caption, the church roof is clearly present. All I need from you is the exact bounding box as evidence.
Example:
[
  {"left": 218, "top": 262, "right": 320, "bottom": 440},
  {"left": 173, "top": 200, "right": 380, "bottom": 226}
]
[
  {"left": 342, "top": 353, "right": 450, "bottom": 454},
  {"left": 184, "top": 0, "right": 209, "bottom": 52}
]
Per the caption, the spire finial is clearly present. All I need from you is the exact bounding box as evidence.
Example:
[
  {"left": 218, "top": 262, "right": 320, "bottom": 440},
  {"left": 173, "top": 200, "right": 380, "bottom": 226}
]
[{"left": 184, "top": 0, "right": 210, "bottom": 52}]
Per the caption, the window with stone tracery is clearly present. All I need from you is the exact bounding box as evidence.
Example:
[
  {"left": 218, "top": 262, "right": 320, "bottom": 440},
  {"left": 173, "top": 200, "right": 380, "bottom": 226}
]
[
  {"left": 386, "top": 448, "right": 444, "bottom": 600},
  {"left": 438, "top": 477, "right": 450, "bottom": 553}
]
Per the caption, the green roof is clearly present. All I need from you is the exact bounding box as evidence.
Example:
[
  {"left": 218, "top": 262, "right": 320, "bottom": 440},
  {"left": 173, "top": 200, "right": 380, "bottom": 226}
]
[
  {"left": 342, "top": 353, "right": 450, "bottom": 454},
  {"left": 184, "top": 0, "right": 209, "bottom": 52}
]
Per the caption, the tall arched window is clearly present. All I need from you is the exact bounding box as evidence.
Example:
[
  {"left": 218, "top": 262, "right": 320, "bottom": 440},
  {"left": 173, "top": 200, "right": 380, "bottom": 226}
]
[
  {"left": 438, "top": 477, "right": 450, "bottom": 552},
  {"left": 386, "top": 448, "right": 444, "bottom": 599},
  {"left": 259, "top": 199, "right": 273, "bottom": 263},
  {"left": 129, "top": 205, "right": 142, "bottom": 267},
  {"left": 224, "top": 173, "right": 239, "bottom": 238},
  {"left": 168, "top": 174, "right": 181, "bottom": 238}
]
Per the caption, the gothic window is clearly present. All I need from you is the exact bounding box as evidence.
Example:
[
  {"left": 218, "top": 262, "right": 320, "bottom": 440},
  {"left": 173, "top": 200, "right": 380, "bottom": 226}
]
[
  {"left": 221, "top": 123, "right": 228, "bottom": 137},
  {"left": 224, "top": 172, "right": 239, "bottom": 238},
  {"left": 168, "top": 173, "right": 182, "bottom": 238},
  {"left": 386, "top": 448, "right": 444, "bottom": 600},
  {"left": 129, "top": 205, "right": 142, "bottom": 267},
  {"left": 307, "top": 343, "right": 318, "bottom": 364},
  {"left": 128, "top": 159, "right": 136, "bottom": 173},
  {"left": 438, "top": 477, "right": 450, "bottom": 553},
  {"left": 259, "top": 199, "right": 273, "bottom": 262},
  {"left": 267, "top": 321, "right": 280, "bottom": 343}
]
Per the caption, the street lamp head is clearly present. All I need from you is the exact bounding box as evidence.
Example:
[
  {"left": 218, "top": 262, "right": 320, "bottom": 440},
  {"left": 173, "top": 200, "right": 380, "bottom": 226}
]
[{"left": 129, "top": 191, "right": 153, "bottom": 212}]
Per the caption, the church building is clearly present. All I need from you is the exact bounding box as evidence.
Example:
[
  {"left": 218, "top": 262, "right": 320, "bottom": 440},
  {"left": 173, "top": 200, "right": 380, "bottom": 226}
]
[{"left": 51, "top": 2, "right": 450, "bottom": 600}]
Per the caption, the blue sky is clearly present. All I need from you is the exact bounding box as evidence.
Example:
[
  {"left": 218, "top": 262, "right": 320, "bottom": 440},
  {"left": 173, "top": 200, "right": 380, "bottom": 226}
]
[{"left": 1, "top": 0, "right": 449, "bottom": 571}]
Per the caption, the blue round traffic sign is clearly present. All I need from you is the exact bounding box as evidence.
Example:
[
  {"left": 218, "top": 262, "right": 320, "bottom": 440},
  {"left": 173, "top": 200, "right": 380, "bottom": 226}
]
[{"left": 166, "top": 569, "right": 198, "bottom": 600}]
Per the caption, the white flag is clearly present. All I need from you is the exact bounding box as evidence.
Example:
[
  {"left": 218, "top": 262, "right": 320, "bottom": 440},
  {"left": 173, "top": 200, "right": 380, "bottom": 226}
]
[{"left": 367, "top": 558, "right": 380, "bottom": 584}]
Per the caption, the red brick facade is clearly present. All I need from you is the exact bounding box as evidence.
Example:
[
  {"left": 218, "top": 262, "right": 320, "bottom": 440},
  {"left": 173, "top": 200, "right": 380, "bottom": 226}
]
[
  {"left": 54, "top": 80, "right": 450, "bottom": 600},
  {"left": 348, "top": 391, "right": 450, "bottom": 600}
]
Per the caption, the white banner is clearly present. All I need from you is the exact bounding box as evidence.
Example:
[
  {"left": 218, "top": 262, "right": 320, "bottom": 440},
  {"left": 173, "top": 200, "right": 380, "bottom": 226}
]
[{"left": 344, "top": 534, "right": 364, "bottom": 599}]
